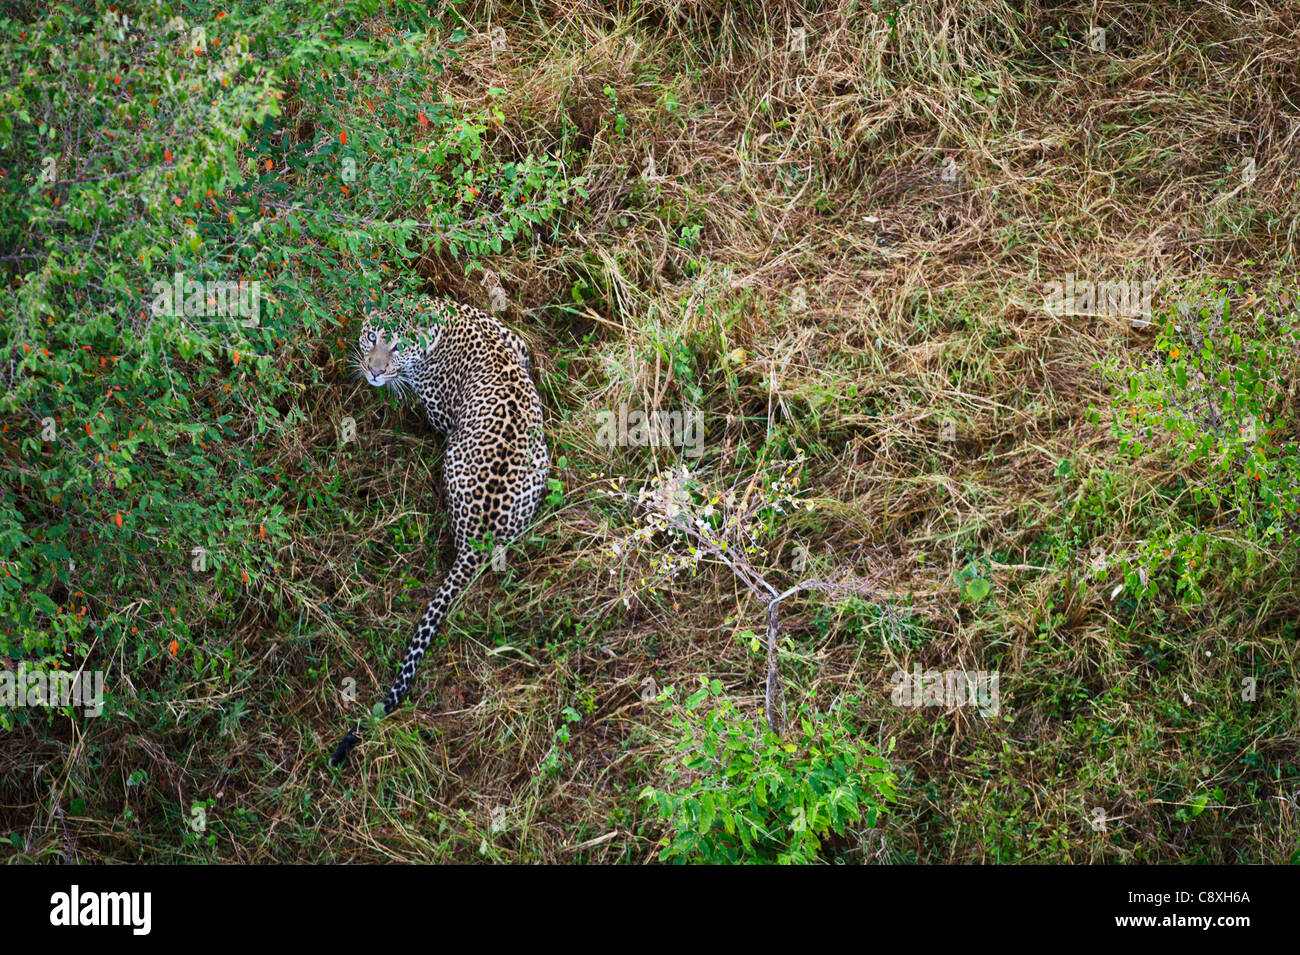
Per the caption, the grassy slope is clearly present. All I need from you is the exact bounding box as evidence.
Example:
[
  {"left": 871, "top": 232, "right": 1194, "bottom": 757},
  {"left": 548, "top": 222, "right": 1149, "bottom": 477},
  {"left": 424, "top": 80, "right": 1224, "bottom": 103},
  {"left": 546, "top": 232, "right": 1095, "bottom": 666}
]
[{"left": 8, "top": 0, "right": 1300, "bottom": 862}]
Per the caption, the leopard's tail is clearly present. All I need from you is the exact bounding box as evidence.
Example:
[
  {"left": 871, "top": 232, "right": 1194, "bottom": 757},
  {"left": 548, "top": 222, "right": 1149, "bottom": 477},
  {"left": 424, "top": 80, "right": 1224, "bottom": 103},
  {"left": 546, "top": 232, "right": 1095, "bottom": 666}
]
[{"left": 329, "top": 547, "right": 488, "bottom": 767}]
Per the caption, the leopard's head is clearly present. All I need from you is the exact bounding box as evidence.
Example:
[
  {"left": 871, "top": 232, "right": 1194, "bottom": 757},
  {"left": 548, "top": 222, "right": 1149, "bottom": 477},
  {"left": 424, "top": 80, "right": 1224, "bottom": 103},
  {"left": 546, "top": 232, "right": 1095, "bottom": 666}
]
[
  {"left": 356, "top": 305, "right": 450, "bottom": 393},
  {"left": 356, "top": 311, "right": 417, "bottom": 390}
]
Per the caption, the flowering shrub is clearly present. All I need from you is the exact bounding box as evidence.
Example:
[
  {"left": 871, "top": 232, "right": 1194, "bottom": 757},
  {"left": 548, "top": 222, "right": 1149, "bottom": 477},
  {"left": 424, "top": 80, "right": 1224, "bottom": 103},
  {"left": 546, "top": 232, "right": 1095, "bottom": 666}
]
[
  {"left": 601, "top": 450, "right": 815, "bottom": 596},
  {"left": 1098, "top": 277, "right": 1300, "bottom": 601}
]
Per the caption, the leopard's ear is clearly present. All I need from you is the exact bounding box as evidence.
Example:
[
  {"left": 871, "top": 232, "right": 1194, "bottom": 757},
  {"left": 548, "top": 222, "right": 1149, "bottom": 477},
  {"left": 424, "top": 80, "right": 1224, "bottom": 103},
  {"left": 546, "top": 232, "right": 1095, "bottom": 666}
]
[{"left": 413, "top": 324, "right": 444, "bottom": 354}]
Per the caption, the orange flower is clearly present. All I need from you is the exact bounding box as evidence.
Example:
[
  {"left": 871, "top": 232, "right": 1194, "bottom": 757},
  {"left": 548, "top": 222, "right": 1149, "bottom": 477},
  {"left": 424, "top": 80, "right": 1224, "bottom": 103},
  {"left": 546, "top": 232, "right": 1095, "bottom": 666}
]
[
  {"left": 114, "top": 512, "right": 122, "bottom": 528},
  {"left": 169, "top": 640, "right": 179, "bottom": 657}
]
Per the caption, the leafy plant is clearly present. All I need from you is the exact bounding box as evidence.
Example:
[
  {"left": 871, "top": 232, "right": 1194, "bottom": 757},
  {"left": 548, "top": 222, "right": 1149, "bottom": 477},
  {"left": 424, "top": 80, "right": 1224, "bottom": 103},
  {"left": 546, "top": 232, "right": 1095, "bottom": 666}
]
[
  {"left": 641, "top": 681, "right": 896, "bottom": 864},
  {"left": 539, "top": 705, "right": 582, "bottom": 777},
  {"left": 955, "top": 560, "right": 993, "bottom": 603},
  {"left": 1097, "top": 276, "right": 1300, "bottom": 601}
]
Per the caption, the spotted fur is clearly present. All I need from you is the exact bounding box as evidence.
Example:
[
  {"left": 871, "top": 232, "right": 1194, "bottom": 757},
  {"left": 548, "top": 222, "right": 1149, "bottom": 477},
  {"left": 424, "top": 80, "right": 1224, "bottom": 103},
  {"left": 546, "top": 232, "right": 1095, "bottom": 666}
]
[{"left": 329, "top": 297, "right": 547, "bottom": 766}]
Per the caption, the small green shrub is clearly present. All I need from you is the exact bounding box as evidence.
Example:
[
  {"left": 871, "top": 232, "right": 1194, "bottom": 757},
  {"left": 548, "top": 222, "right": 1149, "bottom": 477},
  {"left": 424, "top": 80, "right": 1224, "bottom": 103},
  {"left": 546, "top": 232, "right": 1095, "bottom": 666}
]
[{"left": 641, "top": 681, "right": 896, "bottom": 864}]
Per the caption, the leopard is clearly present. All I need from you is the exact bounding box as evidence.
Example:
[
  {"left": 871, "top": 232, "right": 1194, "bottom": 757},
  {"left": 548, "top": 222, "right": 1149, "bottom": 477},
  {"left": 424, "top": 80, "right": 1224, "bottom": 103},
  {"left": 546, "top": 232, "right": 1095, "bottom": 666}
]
[{"left": 329, "top": 296, "right": 548, "bottom": 766}]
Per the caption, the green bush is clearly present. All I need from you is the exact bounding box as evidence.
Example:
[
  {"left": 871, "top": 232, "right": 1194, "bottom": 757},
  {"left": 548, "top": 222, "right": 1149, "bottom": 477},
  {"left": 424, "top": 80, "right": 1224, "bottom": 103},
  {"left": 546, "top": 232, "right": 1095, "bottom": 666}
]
[
  {"left": 641, "top": 680, "right": 896, "bottom": 864},
  {"left": 1098, "top": 276, "right": 1300, "bottom": 602}
]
